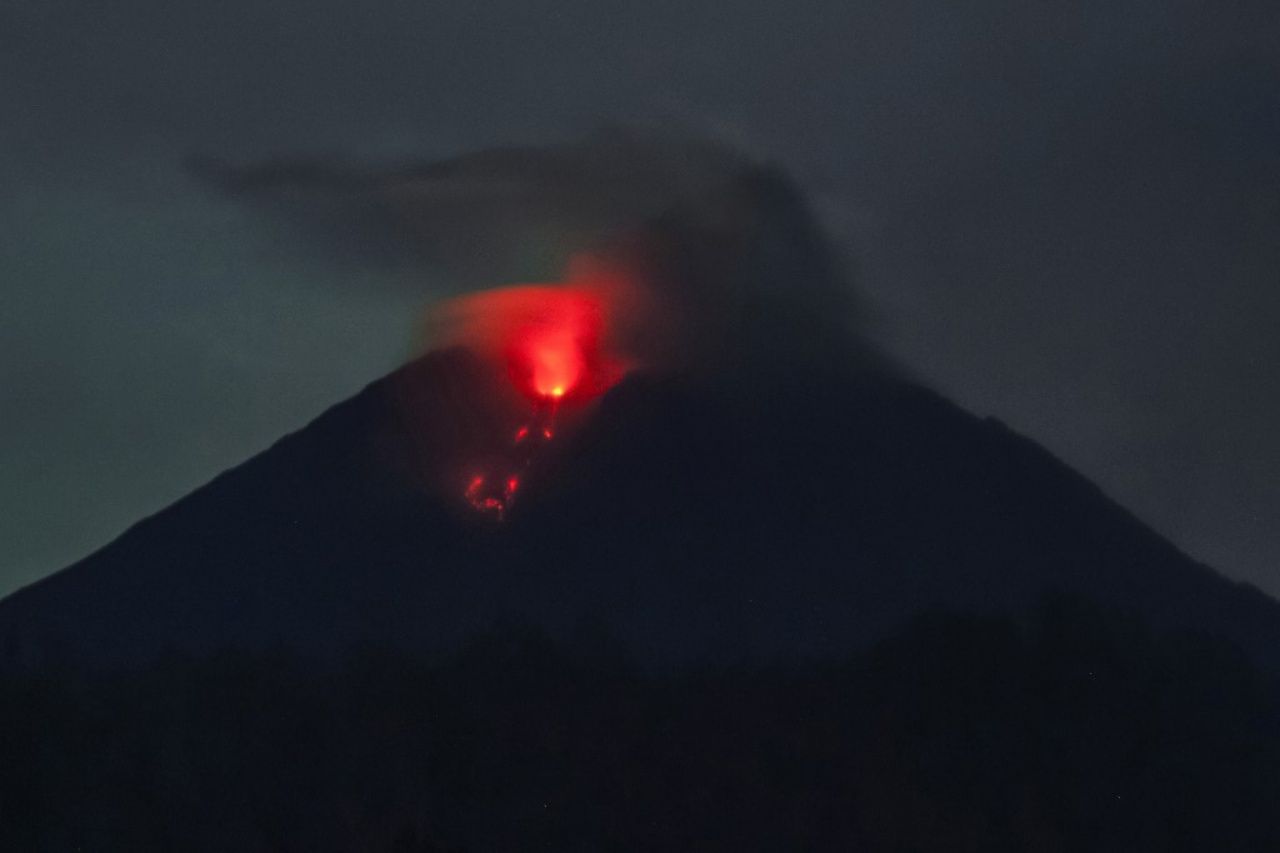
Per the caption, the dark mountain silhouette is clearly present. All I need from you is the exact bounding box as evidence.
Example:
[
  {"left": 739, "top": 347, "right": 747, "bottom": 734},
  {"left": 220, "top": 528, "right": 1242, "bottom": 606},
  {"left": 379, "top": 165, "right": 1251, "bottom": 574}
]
[
  {"left": 4, "top": 349, "right": 1280, "bottom": 851},
  {"left": 6, "top": 136, "right": 1276, "bottom": 850},
  {"left": 2, "top": 348, "right": 1277, "bottom": 673}
]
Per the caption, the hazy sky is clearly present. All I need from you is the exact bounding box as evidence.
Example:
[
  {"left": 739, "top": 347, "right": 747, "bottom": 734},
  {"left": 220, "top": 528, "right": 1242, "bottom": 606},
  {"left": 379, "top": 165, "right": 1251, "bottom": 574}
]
[{"left": 2, "top": 0, "right": 1277, "bottom": 598}]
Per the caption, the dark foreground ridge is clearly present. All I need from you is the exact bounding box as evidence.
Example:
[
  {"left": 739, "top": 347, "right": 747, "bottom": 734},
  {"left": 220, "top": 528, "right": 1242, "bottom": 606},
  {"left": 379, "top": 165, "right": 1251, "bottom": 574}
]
[
  {"left": 2, "top": 351, "right": 1279, "bottom": 850},
  {"left": 4, "top": 603, "right": 1277, "bottom": 851}
]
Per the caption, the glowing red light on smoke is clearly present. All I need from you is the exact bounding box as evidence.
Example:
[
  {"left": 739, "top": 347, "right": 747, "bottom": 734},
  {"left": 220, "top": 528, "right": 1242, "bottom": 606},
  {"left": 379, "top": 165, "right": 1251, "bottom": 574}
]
[
  {"left": 430, "top": 255, "right": 639, "bottom": 406},
  {"left": 431, "top": 254, "right": 648, "bottom": 521},
  {"left": 496, "top": 286, "right": 619, "bottom": 403}
]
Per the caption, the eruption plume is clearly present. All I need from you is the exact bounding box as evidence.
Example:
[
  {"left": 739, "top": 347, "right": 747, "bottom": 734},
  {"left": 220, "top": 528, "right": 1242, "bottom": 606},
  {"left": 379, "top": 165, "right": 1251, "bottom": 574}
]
[
  {"left": 428, "top": 255, "right": 646, "bottom": 518},
  {"left": 190, "top": 128, "right": 895, "bottom": 518},
  {"left": 428, "top": 255, "right": 642, "bottom": 405}
]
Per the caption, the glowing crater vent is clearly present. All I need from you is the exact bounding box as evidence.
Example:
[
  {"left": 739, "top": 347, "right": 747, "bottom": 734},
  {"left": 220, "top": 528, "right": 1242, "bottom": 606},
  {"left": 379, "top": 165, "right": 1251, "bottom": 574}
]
[
  {"left": 434, "top": 264, "right": 636, "bottom": 403},
  {"left": 432, "top": 256, "right": 643, "bottom": 519},
  {"left": 497, "top": 285, "right": 625, "bottom": 404}
]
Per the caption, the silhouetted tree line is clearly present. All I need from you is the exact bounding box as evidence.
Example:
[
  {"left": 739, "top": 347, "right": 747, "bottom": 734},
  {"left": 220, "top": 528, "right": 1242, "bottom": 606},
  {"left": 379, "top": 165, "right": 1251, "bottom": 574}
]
[{"left": 2, "top": 597, "right": 1277, "bottom": 852}]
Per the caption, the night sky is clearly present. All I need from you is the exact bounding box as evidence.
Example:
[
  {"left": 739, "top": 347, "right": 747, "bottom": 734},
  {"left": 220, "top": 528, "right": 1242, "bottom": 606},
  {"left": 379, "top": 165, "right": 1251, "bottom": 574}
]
[{"left": 2, "top": 0, "right": 1277, "bottom": 598}]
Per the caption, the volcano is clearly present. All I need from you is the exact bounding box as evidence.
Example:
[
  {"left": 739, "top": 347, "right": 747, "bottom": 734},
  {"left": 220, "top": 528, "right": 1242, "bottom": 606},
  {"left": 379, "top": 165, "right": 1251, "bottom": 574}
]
[
  {"left": 3, "top": 347, "right": 1277, "bottom": 673},
  {"left": 5, "top": 348, "right": 1280, "bottom": 851},
  {"left": 5, "top": 145, "right": 1280, "bottom": 849}
]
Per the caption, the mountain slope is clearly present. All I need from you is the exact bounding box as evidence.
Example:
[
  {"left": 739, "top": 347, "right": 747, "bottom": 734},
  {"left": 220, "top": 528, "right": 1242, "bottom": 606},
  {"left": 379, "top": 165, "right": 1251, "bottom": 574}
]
[{"left": 2, "top": 349, "right": 1277, "bottom": 672}]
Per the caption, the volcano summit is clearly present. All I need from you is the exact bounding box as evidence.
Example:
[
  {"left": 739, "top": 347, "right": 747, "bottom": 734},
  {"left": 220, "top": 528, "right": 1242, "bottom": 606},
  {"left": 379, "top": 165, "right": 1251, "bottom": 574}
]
[{"left": 3, "top": 137, "right": 1279, "bottom": 851}]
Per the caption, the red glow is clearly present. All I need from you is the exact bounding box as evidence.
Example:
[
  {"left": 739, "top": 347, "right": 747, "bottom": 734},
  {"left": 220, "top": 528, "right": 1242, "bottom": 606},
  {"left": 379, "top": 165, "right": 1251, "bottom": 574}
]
[
  {"left": 496, "top": 286, "right": 617, "bottom": 403},
  {"left": 432, "top": 254, "right": 648, "bottom": 521},
  {"left": 464, "top": 473, "right": 518, "bottom": 520},
  {"left": 430, "top": 257, "right": 638, "bottom": 405}
]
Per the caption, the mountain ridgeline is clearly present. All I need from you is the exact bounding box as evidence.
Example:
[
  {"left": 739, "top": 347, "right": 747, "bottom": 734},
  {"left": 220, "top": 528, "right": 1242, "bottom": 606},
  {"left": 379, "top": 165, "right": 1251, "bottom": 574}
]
[
  {"left": 2, "top": 348, "right": 1277, "bottom": 671},
  {"left": 2, "top": 349, "right": 1279, "bottom": 851}
]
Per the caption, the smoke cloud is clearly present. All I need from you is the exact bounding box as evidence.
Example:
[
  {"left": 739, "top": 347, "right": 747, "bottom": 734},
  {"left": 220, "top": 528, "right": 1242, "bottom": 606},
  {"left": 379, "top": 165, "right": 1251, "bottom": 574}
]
[{"left": 190, "top": 129, "right": 896, "bottom": 386}]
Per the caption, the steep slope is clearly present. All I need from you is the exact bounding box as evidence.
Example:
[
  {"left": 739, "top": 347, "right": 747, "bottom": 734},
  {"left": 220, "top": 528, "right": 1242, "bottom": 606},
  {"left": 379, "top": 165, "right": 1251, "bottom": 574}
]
[{"left": 2, "top": 348, "right": 1277, "bottom": 672}]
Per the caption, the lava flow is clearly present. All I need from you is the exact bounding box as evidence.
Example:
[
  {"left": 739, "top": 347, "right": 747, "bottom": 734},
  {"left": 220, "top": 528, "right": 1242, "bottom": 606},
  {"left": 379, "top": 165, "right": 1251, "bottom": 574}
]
[{"left": 433, "top": 256, "right": 641, "bottom": 520}]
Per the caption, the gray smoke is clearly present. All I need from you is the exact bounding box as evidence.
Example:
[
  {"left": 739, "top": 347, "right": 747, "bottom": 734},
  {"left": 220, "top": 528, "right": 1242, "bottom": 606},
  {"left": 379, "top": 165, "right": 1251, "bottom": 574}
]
[{"left": 190, "top": 128, "right": 897, "bottom": 382}]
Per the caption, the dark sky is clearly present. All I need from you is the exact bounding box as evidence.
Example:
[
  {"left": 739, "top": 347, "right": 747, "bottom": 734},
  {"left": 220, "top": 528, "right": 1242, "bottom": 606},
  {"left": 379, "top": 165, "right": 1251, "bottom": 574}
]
[{"left": 2, "top": 0, "right": 1277, "bottom": 599}]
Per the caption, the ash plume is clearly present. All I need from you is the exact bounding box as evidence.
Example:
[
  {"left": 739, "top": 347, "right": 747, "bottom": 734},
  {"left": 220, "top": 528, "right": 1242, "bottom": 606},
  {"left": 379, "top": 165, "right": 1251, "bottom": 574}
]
[{"left": 189, "top": 128, "right": 897, "bottom": 384}]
